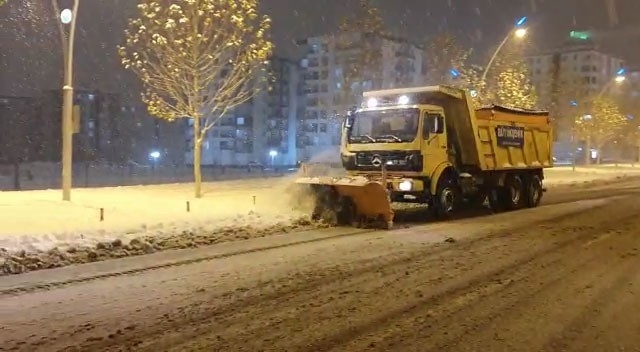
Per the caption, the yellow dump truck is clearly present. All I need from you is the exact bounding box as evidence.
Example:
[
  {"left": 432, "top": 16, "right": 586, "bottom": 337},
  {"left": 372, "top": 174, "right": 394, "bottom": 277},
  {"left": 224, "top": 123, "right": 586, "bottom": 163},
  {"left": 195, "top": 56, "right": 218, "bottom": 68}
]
[{"left": 296, "top": 85, "right": 553, "bottom": 228}]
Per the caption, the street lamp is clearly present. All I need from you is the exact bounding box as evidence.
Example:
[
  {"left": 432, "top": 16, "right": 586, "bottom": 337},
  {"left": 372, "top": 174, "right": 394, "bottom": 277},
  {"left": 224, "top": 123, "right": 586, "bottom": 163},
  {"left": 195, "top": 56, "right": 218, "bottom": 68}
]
[
  {"left": 481, "top": 16, "right": 529, "bottom": 84},
  {"left": 60, "top": 9, "right": 72, "bottom": 24},
  {"left": 269, "top": 150, "right": 277, "bottom": 166},
  {"left": 58, "top": 0, "right": 80, "bottom": 201},
  {"left": 514, "top": 28, "right": 527, "bottom": 38}
]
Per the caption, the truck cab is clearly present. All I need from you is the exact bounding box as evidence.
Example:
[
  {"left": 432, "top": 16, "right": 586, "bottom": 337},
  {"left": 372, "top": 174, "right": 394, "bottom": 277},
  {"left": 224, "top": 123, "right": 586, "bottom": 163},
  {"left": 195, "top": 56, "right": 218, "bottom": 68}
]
[{"left": 341, "top": 100, "right": 447, "bottom": 200}]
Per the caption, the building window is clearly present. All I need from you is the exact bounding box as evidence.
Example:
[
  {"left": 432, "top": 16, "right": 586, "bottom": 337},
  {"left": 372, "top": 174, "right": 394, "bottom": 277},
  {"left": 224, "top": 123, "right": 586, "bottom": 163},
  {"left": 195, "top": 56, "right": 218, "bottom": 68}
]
[
  {"left": 319, "top": 123, "right": 327, "bottom": 133},
  {"left": 237, "top": 117, "right": 245, "bottom": 125},
  {"left": 220, "top": 129, "right": 234, "bottom": 138}
]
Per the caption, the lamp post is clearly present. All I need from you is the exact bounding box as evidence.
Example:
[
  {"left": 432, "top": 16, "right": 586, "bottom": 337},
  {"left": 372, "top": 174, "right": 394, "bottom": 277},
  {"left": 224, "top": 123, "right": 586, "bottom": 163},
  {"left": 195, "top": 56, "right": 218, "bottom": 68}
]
[
  {"left": 58, "top": 0, "right": 79, "bottom": 201},
  {"left": 480, "top": 16, "right": 528, "bottom": 84},
  {"left": 269, "top": 150, "right": 278, "bottom": 167}
]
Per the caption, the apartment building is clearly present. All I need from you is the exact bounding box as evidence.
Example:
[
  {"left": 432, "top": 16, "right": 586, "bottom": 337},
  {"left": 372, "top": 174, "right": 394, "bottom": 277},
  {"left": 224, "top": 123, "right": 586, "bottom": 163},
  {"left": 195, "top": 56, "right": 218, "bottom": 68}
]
[
  {"left": 37, "top": 90, "right": 185, "bottom": 166},
  {"left": 296, "top": 32, "right": 423, "bottom": 161},
  {"left": 187, "top": 57, "right": 302, "bottom": 166},
  {"left": 527, "top": 34, "right": 624, "bottom": 107}
]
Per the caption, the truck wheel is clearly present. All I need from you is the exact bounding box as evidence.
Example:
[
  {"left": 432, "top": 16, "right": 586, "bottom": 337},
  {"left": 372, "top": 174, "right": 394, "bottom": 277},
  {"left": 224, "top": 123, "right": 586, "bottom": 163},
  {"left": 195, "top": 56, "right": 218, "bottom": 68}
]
[
  {"left": 525, "top": 175, "right": 543, "bottom": 208},
  {"left": 503, "top": 174, "right": 524, "bottom": 210},
  {"left": 433, "top": 178, "right": 459, "bottom": 219}
]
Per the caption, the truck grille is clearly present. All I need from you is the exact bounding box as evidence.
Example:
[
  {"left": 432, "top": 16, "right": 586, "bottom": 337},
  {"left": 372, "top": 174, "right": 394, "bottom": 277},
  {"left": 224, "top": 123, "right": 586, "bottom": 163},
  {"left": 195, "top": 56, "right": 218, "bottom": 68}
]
[{"left": 350, "top": 150, "right": 422, "bottom": 171}]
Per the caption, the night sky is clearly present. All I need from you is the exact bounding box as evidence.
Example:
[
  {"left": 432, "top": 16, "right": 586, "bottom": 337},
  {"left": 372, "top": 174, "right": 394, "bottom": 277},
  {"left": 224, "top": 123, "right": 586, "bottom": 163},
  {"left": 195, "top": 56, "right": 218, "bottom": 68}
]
[{"left": 1, "top": 0, "right": 639, "bottom": 97}]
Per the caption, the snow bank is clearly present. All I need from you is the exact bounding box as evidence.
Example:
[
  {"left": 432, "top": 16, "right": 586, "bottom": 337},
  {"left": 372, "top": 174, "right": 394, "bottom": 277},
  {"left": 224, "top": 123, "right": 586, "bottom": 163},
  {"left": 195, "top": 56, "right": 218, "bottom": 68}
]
[
  {"left": 0, "top": 175, "right": 309, "bottom": 254},
  {"left": 544, "top": 165, "right": 640, "bottom": 186}
]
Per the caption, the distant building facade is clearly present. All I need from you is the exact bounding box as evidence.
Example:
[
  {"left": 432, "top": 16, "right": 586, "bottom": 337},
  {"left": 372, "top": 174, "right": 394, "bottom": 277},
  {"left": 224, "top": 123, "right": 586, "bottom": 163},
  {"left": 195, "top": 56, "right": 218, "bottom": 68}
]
[
  {"left": 0, "top": 90, "right": 184, "bottom": 167},
  {"left": 185, "top": 57, "right": 302, "bottom": 167},
  {"left": 295, "top": 32, "right": 423, "bottom": 161},
  {"left": 527, "top": 35, "right": 625, "bottom": 139}
]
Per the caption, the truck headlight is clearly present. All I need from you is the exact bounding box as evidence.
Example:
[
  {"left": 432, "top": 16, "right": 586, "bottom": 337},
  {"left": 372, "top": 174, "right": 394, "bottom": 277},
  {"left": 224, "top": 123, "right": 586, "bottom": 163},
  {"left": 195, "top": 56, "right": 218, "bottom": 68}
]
[{"left": 398, "top": 180, "right": 413, "bottom": 191}]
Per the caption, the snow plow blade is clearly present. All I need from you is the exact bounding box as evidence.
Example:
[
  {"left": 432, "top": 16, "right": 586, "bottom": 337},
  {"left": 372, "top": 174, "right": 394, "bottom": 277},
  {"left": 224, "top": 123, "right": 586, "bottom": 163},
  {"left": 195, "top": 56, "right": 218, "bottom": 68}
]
[{"left": 295, "top": 176, "right": 394, "bottom": 229}]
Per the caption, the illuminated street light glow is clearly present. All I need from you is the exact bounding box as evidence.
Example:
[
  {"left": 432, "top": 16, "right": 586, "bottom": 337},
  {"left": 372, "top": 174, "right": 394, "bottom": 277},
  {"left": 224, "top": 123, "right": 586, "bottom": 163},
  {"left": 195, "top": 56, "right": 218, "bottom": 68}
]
[
  {"left": 149, "top": 151, "right": 161, "bottom": 160},
  {"left": 60, "top": 8, "right": 73, "bottom": 24},
  {"left": 615, "top": 75, "right": 626, "bottom": 83},
  {"left": 515, "top": 28, "right": 527, "bottom": 38},
  {"left": 367, "top": 97, "right": 378, "bottom": 108},
  {"left": 398, "top": 95, "right": 410, "bottom": 105},
  {"left": 269, "top": 150, "right": 278, "bottom": 157}
]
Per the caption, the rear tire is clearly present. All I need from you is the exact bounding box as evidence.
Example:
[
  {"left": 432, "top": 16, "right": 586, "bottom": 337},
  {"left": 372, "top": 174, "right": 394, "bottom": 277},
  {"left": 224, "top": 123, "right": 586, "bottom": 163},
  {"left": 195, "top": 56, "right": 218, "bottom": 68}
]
[
  {"left": 503, "top": 174, "right": 524, "bottom": 210},
  {"left": 525, "top": 174, "right": 543, "bottom": 208}
]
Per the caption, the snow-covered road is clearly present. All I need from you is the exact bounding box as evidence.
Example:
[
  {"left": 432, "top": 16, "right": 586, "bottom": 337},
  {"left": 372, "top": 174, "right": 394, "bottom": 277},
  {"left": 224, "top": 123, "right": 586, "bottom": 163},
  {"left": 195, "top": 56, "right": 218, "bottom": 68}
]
[{"left": 1, "top": 177, "right": 640, "bottom": 351}]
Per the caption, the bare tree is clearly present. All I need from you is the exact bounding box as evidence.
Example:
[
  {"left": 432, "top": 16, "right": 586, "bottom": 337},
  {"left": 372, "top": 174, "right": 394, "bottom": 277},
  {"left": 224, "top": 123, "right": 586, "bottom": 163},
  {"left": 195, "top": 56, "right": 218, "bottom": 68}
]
[{"left": 118, "top": 0, "right": 273, "bottom": 198}]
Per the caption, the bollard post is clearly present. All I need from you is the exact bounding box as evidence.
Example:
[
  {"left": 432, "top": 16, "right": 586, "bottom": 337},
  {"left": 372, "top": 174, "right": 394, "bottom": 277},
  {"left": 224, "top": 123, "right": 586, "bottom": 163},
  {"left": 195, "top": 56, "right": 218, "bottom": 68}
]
[
  {"left": 100, "top": 208, "right": 104, "bottom": 222},
  {"left": 186, "top": 201, "right": 191, "bottom": 212},
  {"left": 252, "top": 195, "right": 256, "bottom": 205}
]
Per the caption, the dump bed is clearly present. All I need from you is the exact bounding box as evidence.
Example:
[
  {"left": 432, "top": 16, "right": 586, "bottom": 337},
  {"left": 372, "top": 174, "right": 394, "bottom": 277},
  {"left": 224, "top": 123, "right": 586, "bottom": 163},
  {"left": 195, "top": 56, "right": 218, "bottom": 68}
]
[{"left": 472, "top": 105, "right": 553, "bottom": 171}]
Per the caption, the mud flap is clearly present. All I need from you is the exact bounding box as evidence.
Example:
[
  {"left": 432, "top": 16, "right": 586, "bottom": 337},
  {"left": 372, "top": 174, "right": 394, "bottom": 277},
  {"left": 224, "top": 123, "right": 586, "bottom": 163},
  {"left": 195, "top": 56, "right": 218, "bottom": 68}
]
[{"left": 296, "top": 176, "right": 394, "bottom": 229}]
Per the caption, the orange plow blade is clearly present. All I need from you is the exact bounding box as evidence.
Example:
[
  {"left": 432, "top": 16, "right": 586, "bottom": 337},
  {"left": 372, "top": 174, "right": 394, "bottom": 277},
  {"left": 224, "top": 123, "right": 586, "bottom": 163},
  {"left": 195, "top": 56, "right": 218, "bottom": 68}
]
[{"left": 295, "top": 176, "right": 394, "bottom": 229}]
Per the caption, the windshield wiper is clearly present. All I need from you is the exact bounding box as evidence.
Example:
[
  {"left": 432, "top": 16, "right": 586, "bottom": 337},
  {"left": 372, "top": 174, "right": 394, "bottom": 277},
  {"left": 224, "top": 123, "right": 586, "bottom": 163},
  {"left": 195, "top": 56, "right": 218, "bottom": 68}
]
[
  {"left": 358, "top": 134, "right": 376, "bottom": 143},
  {"left": 376, "top": 134, "right": 403, "bottom": 142}
]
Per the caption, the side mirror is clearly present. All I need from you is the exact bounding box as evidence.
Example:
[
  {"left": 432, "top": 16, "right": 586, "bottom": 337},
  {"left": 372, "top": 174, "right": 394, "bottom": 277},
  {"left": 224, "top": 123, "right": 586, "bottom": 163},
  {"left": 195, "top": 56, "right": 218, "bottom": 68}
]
[
  {"left": 345, "top": 108, "right": 356, "bottom": 129},
  {"left": 430, "top": 115, "right": 444, "bottom": 134},
  {"left": 345, "top": 116, "right": 354, "bottom": 129}
]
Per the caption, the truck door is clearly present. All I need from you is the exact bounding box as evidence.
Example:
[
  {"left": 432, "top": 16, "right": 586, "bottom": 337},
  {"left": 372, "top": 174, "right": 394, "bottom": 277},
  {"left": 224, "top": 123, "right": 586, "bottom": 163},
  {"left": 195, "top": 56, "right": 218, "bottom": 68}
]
[{"left": 422, "top": 112, "right": 448, "bottom": 171}]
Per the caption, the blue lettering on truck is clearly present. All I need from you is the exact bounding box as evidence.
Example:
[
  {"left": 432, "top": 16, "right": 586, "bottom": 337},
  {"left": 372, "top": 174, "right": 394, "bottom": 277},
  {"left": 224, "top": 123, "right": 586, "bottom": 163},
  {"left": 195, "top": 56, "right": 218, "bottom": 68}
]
[{"left": 495, "top": 125, "right": 525, "bottom": 148}]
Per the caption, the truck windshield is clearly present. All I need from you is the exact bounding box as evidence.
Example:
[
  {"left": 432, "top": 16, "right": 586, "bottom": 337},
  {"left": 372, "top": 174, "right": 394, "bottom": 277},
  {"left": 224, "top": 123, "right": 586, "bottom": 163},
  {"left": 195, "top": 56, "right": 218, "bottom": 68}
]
[{"left": 349, "top": 108, "right": 419, "bottom": 143}]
